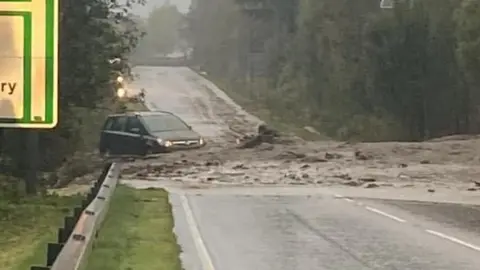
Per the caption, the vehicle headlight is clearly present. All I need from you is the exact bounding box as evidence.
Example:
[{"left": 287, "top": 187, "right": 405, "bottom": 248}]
[
  {"left": 157, "top": 139, "right": 172, "bottom": 147},
  {"left": 199, "top": 137, "right": 204, "bottom": 145},
  {"left": 116, "top": 88, "right": 126, "bottom": 98}
]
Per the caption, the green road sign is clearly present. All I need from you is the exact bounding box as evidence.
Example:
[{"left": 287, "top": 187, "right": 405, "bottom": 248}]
[{"left": 0, "top": 0, "right": 58, "bottom": 128}]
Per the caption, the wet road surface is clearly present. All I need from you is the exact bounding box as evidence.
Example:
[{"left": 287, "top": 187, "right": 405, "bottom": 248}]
[
  {"left": 127, "top": 66, "right": 480, "bottom": 269},
  {"left": 168, "top": 190, "right": 480, "bottom": 270}
]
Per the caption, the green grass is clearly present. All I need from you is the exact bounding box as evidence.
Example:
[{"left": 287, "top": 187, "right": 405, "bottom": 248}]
[
  {"left": 0, "top": 194, "right": 80, "bottom": 270},
  {"left": 87, "top": 186, "right": 182, "bottom": 270}
]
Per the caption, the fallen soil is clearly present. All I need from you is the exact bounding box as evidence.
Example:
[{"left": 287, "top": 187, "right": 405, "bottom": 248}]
[{"left": 122, "top": 67, "right": 480, "bottom": 193}]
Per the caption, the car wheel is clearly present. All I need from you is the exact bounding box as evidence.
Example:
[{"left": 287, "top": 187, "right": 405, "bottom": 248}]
[{"left": 144, "top": 147, "right": 153, "bottom": 156}]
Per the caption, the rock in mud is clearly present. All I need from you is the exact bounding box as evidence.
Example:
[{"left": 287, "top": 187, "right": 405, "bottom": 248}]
[
  {"left": 236, "top": 124, "right": 280, "bottom": 149},
  {"left": 354, "top": 150, "right": 370, "bottom": 160},
  {"left": 232, "top": 163, "right": 248, "bottom": 170},
  {"left": 364, "top": 183, "right": 380, "bottom": 188},
  {"left": 358, "top": 177, "right": 376, "bottom": 183},
  {"left": 205, "top": 160, "right": 221, "bottom": 166},
  {"left": 135, "top": 170, "right": 148, "bottom": 177},
  {"left": 334, "top": 173, "right": 352, "bottom": 180},
  {"left": 300, "top": 164, "right": 311, "bottom": 169},
  {"left": 275, "top": 151, "right": 307, "bottom": 160},
  {"left": 325, "top": 152, "right": 343, "bottom": 160},
  {"left": 301, "top": 156, "right": 328, "bottom": 163},
  {"left": 285, "top": 173, "right": 298, "bottom": 180},
  {"left": 343, "top": 180, "right": 362, "bottom": 187}
]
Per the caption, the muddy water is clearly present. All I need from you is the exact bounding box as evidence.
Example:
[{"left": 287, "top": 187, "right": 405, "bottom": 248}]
[{"left": 125, "top": 66, "right": 480, "bottom": 192}]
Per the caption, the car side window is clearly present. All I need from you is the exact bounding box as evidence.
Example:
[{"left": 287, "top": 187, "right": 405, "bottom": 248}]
[
  {"left": 110, "top": 116, "right": 127, "bottom": 132},
  {"left": 126, "top": 116, "right": 145, "bottom": 134}
]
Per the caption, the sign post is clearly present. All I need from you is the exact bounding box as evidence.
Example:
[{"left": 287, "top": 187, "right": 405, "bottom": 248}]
[{"left": 0, "top": 0, "right": 58, "bottom": 194}]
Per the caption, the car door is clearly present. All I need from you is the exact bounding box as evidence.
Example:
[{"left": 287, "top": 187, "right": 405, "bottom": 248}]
[
  {"left": 123, "top": 115, "right": 148, "bottom": 155},
  {"left": 107, "top": 115, "right": 128, "bottom": 155}
]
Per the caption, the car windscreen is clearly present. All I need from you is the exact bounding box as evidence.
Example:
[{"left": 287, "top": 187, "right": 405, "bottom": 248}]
[{"left": 142, "top": 114, "right": 190, "bottom": 132}]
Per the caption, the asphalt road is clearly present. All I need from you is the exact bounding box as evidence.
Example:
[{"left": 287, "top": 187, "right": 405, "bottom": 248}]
[{"left": 128, "top": 66, "right": 480, "bottom": 270}]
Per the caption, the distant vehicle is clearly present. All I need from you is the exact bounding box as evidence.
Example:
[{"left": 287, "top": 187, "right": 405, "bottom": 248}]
[{"left": 99, "top": 111, "right": 206, "bottom": 157}]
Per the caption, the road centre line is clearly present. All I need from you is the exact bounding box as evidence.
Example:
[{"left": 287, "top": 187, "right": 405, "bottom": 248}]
[
  {"left": 335, "top": 193, "right": 480, "bottom": 252},
  {"left": 180, "top": 194, "right": 216, "bottom": 270},
  {"left": 334, "top": 193, "right": 407, "bottom": 223},
  {"left": 365, "top": 206, "right": 407, "bottom": 223},
  {"left": 426, "top": 229, "right": 480, "bottom": 252}
]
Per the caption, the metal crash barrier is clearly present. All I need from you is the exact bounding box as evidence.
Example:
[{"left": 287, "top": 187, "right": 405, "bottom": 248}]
[{"left": 30, "top": 162, "right": 121, "bottom": 270}]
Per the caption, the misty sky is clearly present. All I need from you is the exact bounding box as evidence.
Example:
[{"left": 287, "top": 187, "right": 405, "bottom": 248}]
[{"left": 132, "top": 0, "right": 192, "bottom": 17}]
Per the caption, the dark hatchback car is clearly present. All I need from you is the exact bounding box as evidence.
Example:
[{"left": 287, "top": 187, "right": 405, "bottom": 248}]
[{"left": 99, "top": 111, "right": 206, "bottom": 156}]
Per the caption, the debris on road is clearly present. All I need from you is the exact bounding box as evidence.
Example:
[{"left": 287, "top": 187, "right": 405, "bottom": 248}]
[
  {"left": 236, "top": 124, "right": 279, "bottom": 149},
  {"left": 122, "top": 67, "right": 480, "bottom": 192}
]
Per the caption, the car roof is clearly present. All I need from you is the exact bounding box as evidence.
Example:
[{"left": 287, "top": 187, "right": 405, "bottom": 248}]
[{"left": 107, "top": 110, "right": 176, "bottom": 118}]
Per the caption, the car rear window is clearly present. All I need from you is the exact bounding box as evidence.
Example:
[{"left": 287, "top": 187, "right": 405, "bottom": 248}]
[
  {"left": 141, "top": 114, "right": 189, "bottom": 132},
  {"left": 103, "top": 118, "right": 115, "bottom": 130}
]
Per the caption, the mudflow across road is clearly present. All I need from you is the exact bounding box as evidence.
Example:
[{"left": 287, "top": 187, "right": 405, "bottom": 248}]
[{"left": 123, "top": 66, "right": 480, "bottom": 270}]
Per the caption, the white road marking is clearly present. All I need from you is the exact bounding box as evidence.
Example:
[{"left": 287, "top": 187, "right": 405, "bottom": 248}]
[
  {"left": 365, "top": 206, "right": 407, "bottom": 223},
  {"left": 180, "top": 194, "right": 216, "bottom": 270},
  {"left": 426, "top": 229, "right": 480, "bottom": 252}
]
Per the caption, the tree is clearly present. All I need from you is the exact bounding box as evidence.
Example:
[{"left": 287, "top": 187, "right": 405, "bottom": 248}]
[
  {"left": 144, "top": 4, "right": 183, "bottom": 56},
  {"left": 187, "top": 0, "right": 480, "bottom": 141},
  {"left": 454, "top": 0, "right": 480, "bottom": 132}
]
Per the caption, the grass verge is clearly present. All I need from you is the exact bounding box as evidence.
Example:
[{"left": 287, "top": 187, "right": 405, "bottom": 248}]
[
  {"left": 0, "top": 194, "right": 80, "bottom": 270},
  {"left": 1, "top": 99, "right": 150, "bottom": 270},
  {"left": 87, "top": 186, "right": 182, "bottom": 270}
]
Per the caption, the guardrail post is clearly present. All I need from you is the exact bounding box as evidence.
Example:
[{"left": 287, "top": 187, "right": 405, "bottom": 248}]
[
  {"left": 58, "top": 227, "right": 67, "bottom": 243},
  {"left": 47, "top": 243, "right": 64, "bottom": 266},
  {"left": 64, "top": 216, "right": 75, "bottom": 238},
  {"left": 82, "top": 199, "right": 89, "bottom": 209},
  {"left": 73, "top": 207, "right": 83, "bottom": 222}
]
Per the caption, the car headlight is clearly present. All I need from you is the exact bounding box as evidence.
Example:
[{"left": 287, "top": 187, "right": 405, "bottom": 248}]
[{"left": 157, "top": 138, "right": 172, "bottom": 147}]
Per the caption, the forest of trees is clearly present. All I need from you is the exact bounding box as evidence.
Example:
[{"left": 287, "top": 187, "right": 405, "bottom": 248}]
[
  {"left": 0, "top": 0, "right": 144, "bottom": 196},
  {"left": 131, "top": 3, "right": 185, "bottom": 61},
  {"left": 186, "top": 0, "right": 480, "bottom": 142}
]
